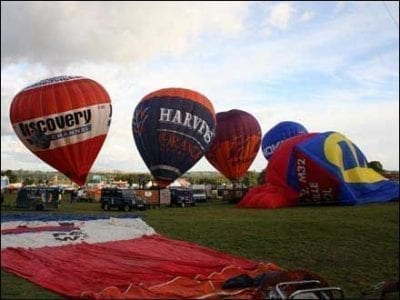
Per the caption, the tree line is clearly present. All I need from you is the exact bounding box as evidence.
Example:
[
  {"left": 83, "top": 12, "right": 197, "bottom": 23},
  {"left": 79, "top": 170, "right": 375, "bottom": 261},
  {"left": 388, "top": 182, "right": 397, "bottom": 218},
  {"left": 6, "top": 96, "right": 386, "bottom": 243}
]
[
  {"left": 1, "top": 161, "right": 389, "bottom": 189},
  {"left": 1, "top": 169, "right": 265, "bottom": 188}
]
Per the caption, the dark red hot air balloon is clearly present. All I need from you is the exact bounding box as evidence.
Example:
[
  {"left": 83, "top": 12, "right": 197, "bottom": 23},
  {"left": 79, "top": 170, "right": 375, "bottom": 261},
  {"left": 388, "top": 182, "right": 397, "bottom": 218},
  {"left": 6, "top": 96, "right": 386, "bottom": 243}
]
[
  {"left": 9, "top": 76, "right": 112, "bottom": 185},
  {"left": 205, "top": 109, "right": 261, "bottom": 181}
]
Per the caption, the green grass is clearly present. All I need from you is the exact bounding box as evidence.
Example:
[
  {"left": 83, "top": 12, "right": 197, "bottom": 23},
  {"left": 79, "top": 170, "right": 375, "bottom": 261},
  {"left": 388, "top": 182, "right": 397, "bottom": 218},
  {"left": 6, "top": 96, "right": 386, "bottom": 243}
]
[{"left": 1, "top": 193, "right": 399, "bottom": 299}]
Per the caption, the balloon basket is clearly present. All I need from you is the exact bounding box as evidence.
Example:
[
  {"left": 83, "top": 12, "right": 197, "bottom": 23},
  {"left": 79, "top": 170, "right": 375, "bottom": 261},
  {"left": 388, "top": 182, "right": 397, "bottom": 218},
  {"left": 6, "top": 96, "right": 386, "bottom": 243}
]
[{"left": 220, "top": 187, "right": 248, "bottom": 204}]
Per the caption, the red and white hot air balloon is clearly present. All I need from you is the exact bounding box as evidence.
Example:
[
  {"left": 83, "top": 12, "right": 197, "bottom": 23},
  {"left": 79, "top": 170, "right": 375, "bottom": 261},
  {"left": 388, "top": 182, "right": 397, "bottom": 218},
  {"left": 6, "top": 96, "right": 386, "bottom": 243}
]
[{"left": 9, "top": 76, "right": 112, "bottom": 185}]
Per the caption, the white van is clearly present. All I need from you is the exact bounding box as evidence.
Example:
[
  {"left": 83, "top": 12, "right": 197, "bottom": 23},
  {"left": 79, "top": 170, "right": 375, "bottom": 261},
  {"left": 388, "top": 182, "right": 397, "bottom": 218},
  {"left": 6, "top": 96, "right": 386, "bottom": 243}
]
[{"left": 191, "top": 184, "right": 211, "bottom": 202}]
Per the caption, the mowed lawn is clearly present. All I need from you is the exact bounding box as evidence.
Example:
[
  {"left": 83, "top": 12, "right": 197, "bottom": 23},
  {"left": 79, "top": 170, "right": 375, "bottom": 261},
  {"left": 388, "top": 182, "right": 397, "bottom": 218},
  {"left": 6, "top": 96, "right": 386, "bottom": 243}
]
[{"left": 1, "top": 194, "right": 399, "bottom": 299}]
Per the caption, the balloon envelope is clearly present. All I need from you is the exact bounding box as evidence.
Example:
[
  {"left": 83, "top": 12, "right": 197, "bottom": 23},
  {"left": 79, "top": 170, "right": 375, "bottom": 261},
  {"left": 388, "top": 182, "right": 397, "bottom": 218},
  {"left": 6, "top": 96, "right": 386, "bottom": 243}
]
[
  {"left": 205, "top": 109, "right": 261, "bottom": 181},
  {"left": 238, "top": 131, "right": 399, "bottom": 208},
  {"left": 10, "top": 76, "right": 112, "bottom": 185},
  {"left": 262, "top": 121, "right": 307, "bottom": 160},
  {"left": 132, "top": 88, "right": 216, "bottom": 187}
]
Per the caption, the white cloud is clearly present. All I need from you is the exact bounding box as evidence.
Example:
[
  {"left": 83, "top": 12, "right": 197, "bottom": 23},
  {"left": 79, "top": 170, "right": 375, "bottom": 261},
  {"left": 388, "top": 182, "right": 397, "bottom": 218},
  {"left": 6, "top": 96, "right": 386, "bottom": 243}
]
[
  {"left": 335, "top": 1, "right": 346, "bottom": 14},
  {"left": 300, "top": 10, "right": 315, "bottom": 22},
  {"left": 345, "top": 51, "right": 399, "bottom": 85},
  {"left": 1, "top": 1, "right": 249, "bottom": 67},
  {"left": 267, "top": 2, "right": 295, "bottom": 29}
]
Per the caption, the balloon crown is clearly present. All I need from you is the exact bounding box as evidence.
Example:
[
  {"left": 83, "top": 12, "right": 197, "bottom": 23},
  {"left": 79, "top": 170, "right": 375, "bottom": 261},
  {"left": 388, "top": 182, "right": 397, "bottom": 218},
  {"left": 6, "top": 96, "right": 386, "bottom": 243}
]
[{"left": 23, "top": 76, "right": 84, "bottom": 91}]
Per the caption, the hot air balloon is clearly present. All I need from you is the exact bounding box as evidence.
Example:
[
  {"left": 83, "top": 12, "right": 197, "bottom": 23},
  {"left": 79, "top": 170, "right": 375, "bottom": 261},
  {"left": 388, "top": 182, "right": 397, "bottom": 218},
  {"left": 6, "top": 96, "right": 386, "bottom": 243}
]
[
  {"left": 132, "top": 88, "right": 216, "bottom": 187},
  {"left": 238, "top": 131, "right": 399, "bottom": 209},
  {"left": 205, "top": 109, "right": 261, "bottom": 182},
  {"left": 10, "top": 76, "right": 112, "bottom": 186},
  {"left": 262, "top": 121, "right": 307, "bottom": 160}
]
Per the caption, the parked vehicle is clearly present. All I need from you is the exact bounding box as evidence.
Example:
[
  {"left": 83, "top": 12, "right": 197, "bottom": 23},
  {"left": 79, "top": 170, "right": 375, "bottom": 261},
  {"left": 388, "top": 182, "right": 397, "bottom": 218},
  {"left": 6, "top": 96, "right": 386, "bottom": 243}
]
[
  {"left": 16, "top": 186, "right": 62, "bottom": 210},
  {"left": 134, "top": 188, "right": 171, "bottom": 207},
  {"left": 77, "top": 188, "right": 89, "bottom": 202},
  {"left": 191, "top": 184, "right": 211, "bottom": 202},
  {"left": 75, "top": 188, "right": 99, "bottom": 202},
  {"left": 169, "top": 187, "right": 195, "bottom": 207},
  {"left": 100, "top": 188, "right": 150, "bottom": 211}
]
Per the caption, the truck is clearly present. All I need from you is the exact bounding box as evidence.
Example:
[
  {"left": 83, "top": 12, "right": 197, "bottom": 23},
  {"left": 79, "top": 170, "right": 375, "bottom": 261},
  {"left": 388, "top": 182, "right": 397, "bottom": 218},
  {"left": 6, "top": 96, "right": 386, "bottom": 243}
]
[
  {"left": 169, "top": 187, "right": 195, "bottom": 207},
  {"left": 16, "top": 186, "right": 62, "bottom": 210},
  {"left": 191, "top": 184, "right": 211, "bottom": 202},
  {"left": 100, "top": 188, "right": 150, "bottom": 211}
]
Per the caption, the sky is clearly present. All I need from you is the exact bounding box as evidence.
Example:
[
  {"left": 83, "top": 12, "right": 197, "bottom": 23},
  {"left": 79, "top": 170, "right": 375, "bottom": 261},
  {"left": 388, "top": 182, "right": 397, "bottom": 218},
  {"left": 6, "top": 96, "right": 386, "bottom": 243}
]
[{"left": 1, "top": 1, "right": 399, "bottom": 175}]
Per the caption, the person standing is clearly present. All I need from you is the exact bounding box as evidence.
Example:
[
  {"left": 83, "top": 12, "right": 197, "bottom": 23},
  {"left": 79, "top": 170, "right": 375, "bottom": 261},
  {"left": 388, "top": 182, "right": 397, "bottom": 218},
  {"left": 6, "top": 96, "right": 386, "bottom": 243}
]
[{"left": 70, "top": 189, "right": 77, "bottom": 204}]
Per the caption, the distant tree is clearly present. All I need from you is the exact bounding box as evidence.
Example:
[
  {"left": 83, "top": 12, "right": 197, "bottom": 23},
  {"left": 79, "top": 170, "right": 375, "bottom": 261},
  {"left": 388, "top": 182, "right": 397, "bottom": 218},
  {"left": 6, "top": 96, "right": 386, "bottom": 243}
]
[
  {"left": 35, "top": 172, "right": 49, "bottom": 183},
  {"left": 242, "top": 170, "right": 258, "bottom": 187},
  {"left": 190, "top": 176, "right": 199, "bottom": 184},
  {"left": 185, "top": 173, "right": 229, "bottom": 186},
  {"left": 257, "top": 168, "right": 266, "bottom": 185},
  {"left": 114, "top": 173, "right": 130, "bottom": 183},
  {"left": 113, "top": 174, "right": 123, "bottom": 181},
  {"left": 126, "top": 176, "right": 133, "bottom": 186},
  {"left": 136, "top": 174, "right": 152, "bottom": 188},
  {"left": 1, "top": 170, "right": 18, "bottom": 183},
  {"left": 368, "top": 161, "right": 384, "bottom": 174},
  {"left": 24, "top": 177, "right": 35, "bottom": 185},
  {"left": 201, "top": 176, "right": 220, "bottom": 185}
]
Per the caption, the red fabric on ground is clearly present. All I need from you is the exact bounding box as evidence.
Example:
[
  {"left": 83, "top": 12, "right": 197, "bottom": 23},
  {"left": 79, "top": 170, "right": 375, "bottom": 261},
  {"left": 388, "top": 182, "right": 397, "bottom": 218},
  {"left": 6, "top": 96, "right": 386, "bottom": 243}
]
[
  {"left": 82, "top": 262, "right": 280, "bottom": 299},
  {"left": 1, "top": 234, "right": 282, "bottom": 298},
  {"left": 237, "top": 183, "right": 298, "bottom": 208}
]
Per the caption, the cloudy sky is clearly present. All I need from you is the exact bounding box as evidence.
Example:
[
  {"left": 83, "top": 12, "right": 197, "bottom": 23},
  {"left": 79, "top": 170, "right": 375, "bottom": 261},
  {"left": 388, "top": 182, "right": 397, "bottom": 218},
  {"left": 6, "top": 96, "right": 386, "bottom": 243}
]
[{"left": 1, "top": 1, "right": 399, "bottom": 175}]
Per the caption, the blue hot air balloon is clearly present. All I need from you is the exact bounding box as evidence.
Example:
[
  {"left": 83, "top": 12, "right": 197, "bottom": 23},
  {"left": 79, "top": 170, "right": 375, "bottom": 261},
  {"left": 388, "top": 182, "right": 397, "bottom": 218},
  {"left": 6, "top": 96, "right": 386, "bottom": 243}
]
[
  {"left": 262, "top": 121, "right": 308, "bottom": 160},
  {"left": 132, "top": 88, "right": 216, "bottom": 187}
]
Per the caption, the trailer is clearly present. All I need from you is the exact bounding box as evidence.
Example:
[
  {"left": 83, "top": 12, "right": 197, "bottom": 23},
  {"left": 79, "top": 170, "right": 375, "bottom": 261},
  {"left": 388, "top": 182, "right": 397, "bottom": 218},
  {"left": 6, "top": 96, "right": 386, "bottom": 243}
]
[{"left": 134, "top": 188, "right": 171, "bottom": 207}]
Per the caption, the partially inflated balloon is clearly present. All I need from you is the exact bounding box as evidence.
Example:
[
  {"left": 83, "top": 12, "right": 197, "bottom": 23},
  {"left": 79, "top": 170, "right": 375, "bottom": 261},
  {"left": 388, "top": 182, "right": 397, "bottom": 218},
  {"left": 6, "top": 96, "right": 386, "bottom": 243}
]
[
  {"left": 132, "top": 88, "right": 216, "bottom": 187},
  {"left": 238, "top": 132, "right": 399, "bottom": 208},
  {"left": 262, "top": 121, "right": 307, "bottom": 160},
  {"left": 10, "top": 76, "right": 112, "bottom": 185},
  {"left": 205, "top": 109, "right": 261, "bottom": 181}
]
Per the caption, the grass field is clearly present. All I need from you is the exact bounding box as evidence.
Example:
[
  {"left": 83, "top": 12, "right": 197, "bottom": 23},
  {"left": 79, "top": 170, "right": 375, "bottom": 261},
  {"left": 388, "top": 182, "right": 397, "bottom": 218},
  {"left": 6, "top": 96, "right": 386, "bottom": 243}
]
[{"left": 1, "top": 193, "right": 399, "bottom": 299}]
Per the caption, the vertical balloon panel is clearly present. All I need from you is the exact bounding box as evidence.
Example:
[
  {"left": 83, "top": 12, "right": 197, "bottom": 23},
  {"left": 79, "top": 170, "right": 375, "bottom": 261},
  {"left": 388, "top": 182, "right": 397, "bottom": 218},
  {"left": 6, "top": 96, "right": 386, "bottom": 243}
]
[
  {"left": 205, "top": 110, "right": 261, "bottom": 181},
  {"left": 132, "top": 88, "right": 216, "bottom": 187},
  {"left": 10, "top": 76, "right": 112, "bottom": 185}
]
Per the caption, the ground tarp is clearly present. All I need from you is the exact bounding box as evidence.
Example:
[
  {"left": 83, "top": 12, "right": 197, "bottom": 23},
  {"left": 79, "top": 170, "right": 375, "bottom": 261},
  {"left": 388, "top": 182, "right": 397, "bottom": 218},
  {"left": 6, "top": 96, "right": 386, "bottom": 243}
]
[{"left": 1, "top": 214, "right": 282, "bottom": 299}]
